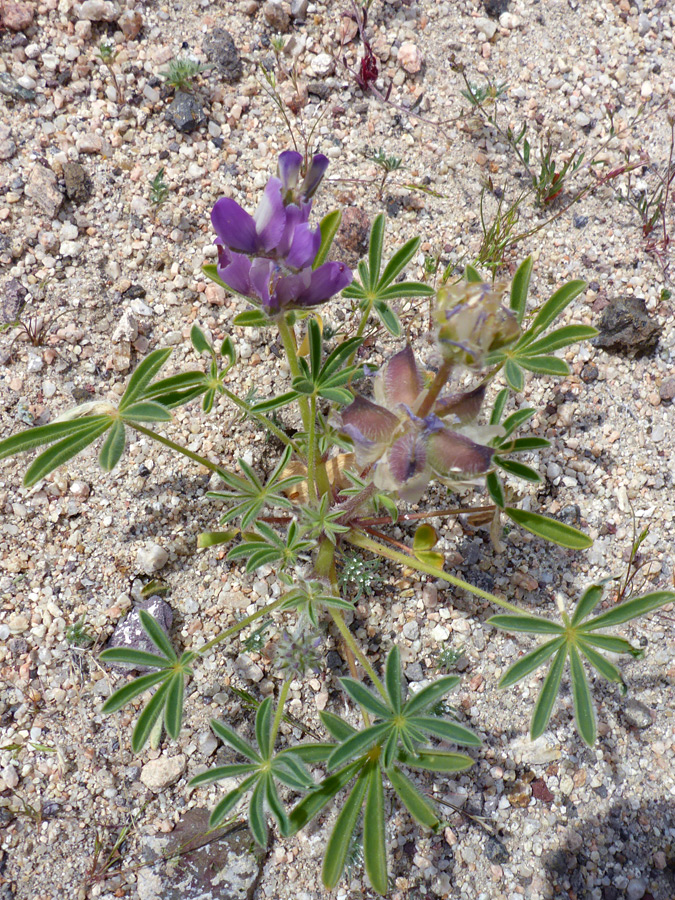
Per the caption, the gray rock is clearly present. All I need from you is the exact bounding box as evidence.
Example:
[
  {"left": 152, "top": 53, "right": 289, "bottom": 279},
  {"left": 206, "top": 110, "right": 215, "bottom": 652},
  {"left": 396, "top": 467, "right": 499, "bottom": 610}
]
[
  {"left": 235, "top": 653, "right": 264, "bottom": 683},
  {"left": 138, "top": 809, "right": 266, "bottom": 900},
  {"left": 0, "top": 139, "right": 16, "bottom": 160},
  {"left": 405, "top": 662, "right": 424, "bottom": 682},
  {"left": 659, "top": 376, "right": 675, "bottom": 402},
  {"left": 291, "top": 0, "right": 308, "bottom": 19},
  {"left": 25, "top": 164, "right": 63, "bottom": 218},
  {"left": 594, "top": 297, "right": 661, "bottom": 356},
  {"left": 263, "top": 1, "right": 290, "bottom": 32},
  {"left": 0, "top": 71, "right": 36, "bottom": 101},
  {"left": 136, "top": 542, "right": 169, "bottom": 575},
  {"left": 626, "top": 877, "right": 647, "bottom": 900},
  {"left": 509, "top": 733, "right": 561, "bottom": 765},
  {"left": 307, "top": 81, "right": 331, "bottom": 101},
  {"left": 335, "top": 206, "right": 371, "bottom": 266},
  {"left": 3, "top": 279, "right": 28, "bottom": 323},
  {"left": 105, "top": 597, "right": 173, "bottom": 670},
  {"left": 167, "top": 91, "right": 206, "bottom": 133},
  {"left": 622, "top": 698, "right": 652, "bottom": 729},
  {"left": 79, "top": 0, "right": 120, "bottom": 22},
  {"left": 63, "top": 161, "right": 92, "bottom": 205},
  {"left": 140, "top": 754, "right": 186, "bottom": 791},
  {"left": 203, "top": 28, "right": 243, "bottom": 84},
  {"left": 637, "top": 13, "right": 651, "bottom": 36}
]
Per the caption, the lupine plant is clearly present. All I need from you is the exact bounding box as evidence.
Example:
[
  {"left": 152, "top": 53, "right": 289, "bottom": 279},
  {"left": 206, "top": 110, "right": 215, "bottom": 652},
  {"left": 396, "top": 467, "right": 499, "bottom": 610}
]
[{"left": 1, "top": 150, "right": 672, "bottom": 895}]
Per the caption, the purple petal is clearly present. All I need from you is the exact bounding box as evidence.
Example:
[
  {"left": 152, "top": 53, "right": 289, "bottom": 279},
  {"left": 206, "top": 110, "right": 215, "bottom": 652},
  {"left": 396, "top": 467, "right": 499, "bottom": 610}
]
[
  {"left": 211, "top": 198, "right": 258, "bottom": 254},
  {"left": 249, "top": 258, "right": 275, "bottom": 309},
  {"left": 216, "top": 246, "right": 253, "bottom": 297},
  {"left": 294, "top": 261, "right": 353, "bottom": 307},
  {"left": 286, "top": 222, "right": 322, "bottom": 270},
  {"left": 300, "top": 154, "right": 329, "bottom": 200},
  {"left": 383, "top": 345, "right": 423, "bottom": 409},
  {"left": 427, "top": 428, "right": 493, "bottom": 476},
  {"left": 273, "top": 269, "right": 313, "bottom": 310},
  {"left": 434, "top": 385, "right": 486, "bottom": 423},
  {"left": 253, "top": 177, "right": 287, "bottom": 252},
  {"left": 341, "top": 396, "right": 399, "bottom": 444},
  {"left": 276, "top": 203, "right": 302, "bottom": 258},
  {"left": 387, "top": 432, "right": 427, "bottom": 484},
  {"left": 278, "top": 151, "right": 303, "bottom": 194}
]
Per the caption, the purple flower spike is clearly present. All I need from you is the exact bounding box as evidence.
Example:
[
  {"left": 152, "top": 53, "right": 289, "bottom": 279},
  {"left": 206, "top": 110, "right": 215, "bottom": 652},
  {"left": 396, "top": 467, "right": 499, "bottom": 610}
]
[
  {"left": 285, "top": 222, "right": 322, "bottom": 270},
  {"left": 292, "top": 261, "right": 353, "bottom": 307},
  {"left": 300, "top": 154, "right": 330, "bottom": 200}
]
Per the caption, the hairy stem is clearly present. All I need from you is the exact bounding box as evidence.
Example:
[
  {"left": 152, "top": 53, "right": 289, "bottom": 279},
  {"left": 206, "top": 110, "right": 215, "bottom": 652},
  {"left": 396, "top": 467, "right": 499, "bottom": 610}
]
[
  {"left": 416, "top": 359, "right": 454, "bottom": 418},
  {"left": 198, "top": 594, "right": 288, "bottom": 656},
  {"left": 221, "top": 386, "right": 299, "bottom": 453},
  {"left": 130, "top": 423, "right": 227, "bottom": 477},
  {"left": 270, "top": 679, "right": 291, "bottom": 748},
  {"left": 307, "top": 396, "right": 317, "bottom": 503},
  {"left": 356, "top": 504, "right": 495, "bottom": 527},
  {"left": 347, "top": 529, "right": 525, "bottom": 615},
  {"left": 276, "top": 314, "right": 310, "bottom": 431}
]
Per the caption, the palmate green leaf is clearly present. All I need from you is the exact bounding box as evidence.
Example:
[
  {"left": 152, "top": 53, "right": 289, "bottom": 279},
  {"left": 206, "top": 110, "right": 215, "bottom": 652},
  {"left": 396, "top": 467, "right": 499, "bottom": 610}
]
[
  {"left": 509, "top": 255, "right": 533, "bottom": 324},
  {"left": 98, "top": 418, "right": 126, "bottom": 472},
  {"left": 211, "top": 718, "right": 261, "bottom": 763},
  {"left": 272, "top": 756, "right": 315, "bottom": 791},
  {"left": 408, "top": 715, "right": 482, "bottom": 747},
  {"left": 575, "top": 634, "right": 643, "bottom": 658},
  {"left": 265, "top": 773, "right": 290, "bottom": 837},
  {"left": 164, "top": 670, "right": 186, "bottom": 738},
  {"left": 250, "top": 391, "right": 299, "bottom": 412},
  {"left": 518, "top": 355, "right": 570, "bottom": 377},
  {"left": 197, "top": 530, "right": 238, "bottom": 548},
  {"left": 464, "top": 264, "right": 483, "bottom": 282},
  {"left": 363, "top": 764, "right": 387, "bottom": 895},
  {"left": 375, "top": 281, "right": 434, "bottom": 301},
  {"left": 313, "top": 209, "right": 342, "bottom": 270},
  {"left": 319, "top": 710, "right": 357, "bottom": 742},
  {"left": 210, "top": 773, "right": 259, "bottom": 827},
  {"left": 233, "top": 309, "right": 270, "bottom": 328},
  {"left": 388, "top": 766, "right": 440, "bottom": 832},
  {"left": 497, "top": 637, "right": 565, "bottom": 688},
  {"left": 322, "top": 766, "right": 369, "bottom": 889},
  {"left": 576, "top": 639, "right": 626, "bottom": 690},
  {"left": 24, "top": 419, "right": 111, "bottom": 487},
  {"left": 119, "top": 348, "right": 172, "bottom": 411},
  {"left": 385, "top": 646, "right": 402, "bottom": 713},
  {"left": 132, "top": 676, "right": 173, "bottom": 753},
  {"left": 377, "top": 236, "right": 420, "bottom": 291},
  {"left": 189, "top": 764, "right": 258, "bottom": 786},
  {"left": 369, "top": 213, "right": 386, "bottom": 288},
  {"left": 527, "top": 279, "right": 587, "bottom": 338},
  {"left": 373, "top": 299, "right": 401, "bottom": 336},
  {"left": 504, "top": 507, "right": 592, "bottom": 549},
  {"left": 255, "top": 697, "right": 273, "bottom": 760},
  {"left": 519, "top": 325, "right": 598, "bottom": 356},
  {"left": 248, "top": 778, "right": 267, "bottom": 847},
  {"left": 487, "top": 471, "right": 506, "bottom": 508},
  {"left": 500, "top": 407, "right": 535, "bottom": 436},
  {"left": 403, "top": 675, "right": 460, "bottom": 716},
  {"left": 489, "top": 614, "right": 564, "bottom": 635},
  {"left": 121, "top": 400, "right": 173, "bottom": 422},
  {"left": 530, "top": 645, "right": 566, "bottom": 739},
  {"left": 288, "top": 760, "right": 363, "bottom": 833},
  {"left": 100, "top": 669, "right": 169, "bottom": 714},
  {"left": 99, "top": 648, "right": 173, "bottom": 669},
  {"left": 569, "top": 645, "right": 596, "bottom": 745},
  {"left": 500, "top": 436, "right": 551, "bottom": 453},
  {"left": 139, "top": 610, "right": 177, "bottom": 661},
  {"left": 0, "top": 416, "right": 111, "bottom": 461},
  {"left": 191, "top": 323, "right": 214, "bottom": 356},
  {"left": 279, "top": 743, "right": 335, "bottom": 764},
  {"left": 582, "top": 591, "right": 675, "bottom": 631},
  {"left": 327, "top": 723, "right": 390, "bottom": 771},
  {"left": 490, "top": 388, "right": 509, "bottom": 426},
  {"left": 397, "top": 749, "right": 474, "bottom": 773},
  {"left": 571, "top": 583, "right": 605, "bottom": 626},
  {"left": 504, "top": 358, "right": 524, "bottom": 392},
  {"left": 339, "top": 678, "right": 392, "bottom": 720},
  {"left": 495, "top": 456, "right": 541, "bottom": 483}
]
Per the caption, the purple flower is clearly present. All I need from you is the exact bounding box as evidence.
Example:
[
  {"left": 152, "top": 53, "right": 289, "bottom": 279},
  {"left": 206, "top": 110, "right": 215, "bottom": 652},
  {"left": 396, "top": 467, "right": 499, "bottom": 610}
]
[
  {"left": 339, "top": 346, "right": 498, "bottom": 502},
  {"left": 210, "top": 151, "right": 352, "bottom": 313}
]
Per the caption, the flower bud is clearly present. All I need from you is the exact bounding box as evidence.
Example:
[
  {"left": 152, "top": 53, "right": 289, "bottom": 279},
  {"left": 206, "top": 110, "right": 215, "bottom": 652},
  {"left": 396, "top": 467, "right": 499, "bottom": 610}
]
[{"left": 435, "top": 280, "right": 520, "bottom": 368}]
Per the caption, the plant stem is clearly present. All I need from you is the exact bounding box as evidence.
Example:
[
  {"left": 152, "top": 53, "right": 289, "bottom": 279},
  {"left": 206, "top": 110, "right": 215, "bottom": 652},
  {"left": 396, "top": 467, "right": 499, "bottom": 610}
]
[
  {"left": 328, "top": 607, "right": 388, "bottom": 700},
  {"left": 347, "top": 299, "right": 372, "bottom": 368},
  {"left": 270, "top": 679, "right": 291, "bottom": 748},
  {"left": 220, "top": 386, "right": 299, "bottom": 453},
  {"left": 306, "top": 396, "right": 317, "bottom": 502},
  {"left": 198, "top": 594, "right": 288, "bottom": 656},
  {"left": 346, "top": 529, "right": 525, "bottom": 615},
  {"left": 276, "top": 314, "right": 310, "bottom": 432},
  {"left": 130, "top": 423, "right": 227, "bottom": 477},
  {"left": 416, "top": 359, "right": 454, "bottom": 418},
  {"left": 356, "top": 504, "right": 495, "bottom": 527}
]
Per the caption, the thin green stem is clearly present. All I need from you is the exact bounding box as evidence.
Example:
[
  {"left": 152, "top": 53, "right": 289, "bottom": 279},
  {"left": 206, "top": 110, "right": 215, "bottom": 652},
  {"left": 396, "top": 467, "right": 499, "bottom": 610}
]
[
  {"left": 306, "top": 396, "right": 317, "bottom": 503},
  {"left": 276, "top": 314, "right": 310, "bottom": 431},
  {"left": 270, "top": 679, "right": 291, "bottom": 749},
  {"left": 198, "top": 594, "right": 288, "bottom": 656},
  {"left": 220, "top": 386, "right": 299, "bottom": 453},
  {"left": 346, "top": 299, "right": 372, "bottom": 368},
  {"left": 346, "top": 530, "right": 525, "bottom": 615},
  {"left": 130, "top": 423, "right": 227, "bottom": 477},
  {"left": 328, "top": 607, "right": 388, "bottom": 701}
]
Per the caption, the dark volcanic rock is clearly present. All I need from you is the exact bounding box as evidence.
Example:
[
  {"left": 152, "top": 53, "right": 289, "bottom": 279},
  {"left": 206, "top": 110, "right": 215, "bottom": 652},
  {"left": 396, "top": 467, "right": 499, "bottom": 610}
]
[
  {"left": 0, "top": 71, "right": 35, "bottom": 101},
  {"left": 335, "top": 206, "right": 371, "bottom": 266},
  {"left": 594, "top": 296, "right": 660, "bottom": 356},
  {"left": 105, "top": 597, "right": 173, "bottom": 671},
  {"left": 483, "top": 0, "right": 509, "bottom": 17},
  {"left": 3, "top": 278, "right": 28, "bottom": 323},
  {"left": 168, "top": 91, "right": 206, "bottom": 133},
  {"left": 203, "top": 28, "right": 243, "bottom": 83}
]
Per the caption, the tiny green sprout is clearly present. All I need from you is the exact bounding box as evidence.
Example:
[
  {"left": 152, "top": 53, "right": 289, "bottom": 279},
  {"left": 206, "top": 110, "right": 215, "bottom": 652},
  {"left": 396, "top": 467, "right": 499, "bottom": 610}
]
[
  {"left": 369, "top": 148, "right": 404, "bottom": 197},
  {"left": 160, "top": 57, "right": 210, "bottom": 92},
  {"left": 66, "top": 617, "right": 94, "bottom": 647},
  {"left": 97, "top": 40, "right": 123, "bottom": 104},
  {"left": 338, "top": 554, "right": 383, "bottom": 601},
  {"left": 149, "top": 168, "right": 170, "bottom": 208}
]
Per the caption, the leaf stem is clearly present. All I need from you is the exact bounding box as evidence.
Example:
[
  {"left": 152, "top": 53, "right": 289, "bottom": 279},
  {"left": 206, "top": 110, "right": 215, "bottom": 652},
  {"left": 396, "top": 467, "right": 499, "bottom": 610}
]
[
  {"left": 346, "top": 530, "right": 525, "bottom": 615},
  {"left": 270, "top": 679, "right": 291, "bottom": 749},
  {"left": 276, "top": 314, "right": 310, "bottom": 431},
  {"left": 416, "top": 359, "right": 454, "bottom": 418},
  {"left": 197, "top": 594, "right": 288, "bottom": 656},
  {"left": 307, "top": 396, "right": 317, "bottom": 503},
  {"left": 220, "top": 386, "right": 299, "bottom": 453},
  {"left": 130, "top": 423, "right": 227, "bottom": 477},
  {"left": 328, "top": 607, "right": 388, "bottom": 701},
  {"left": 355, "top": 504, "right": 495, "bottom": 527}
]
